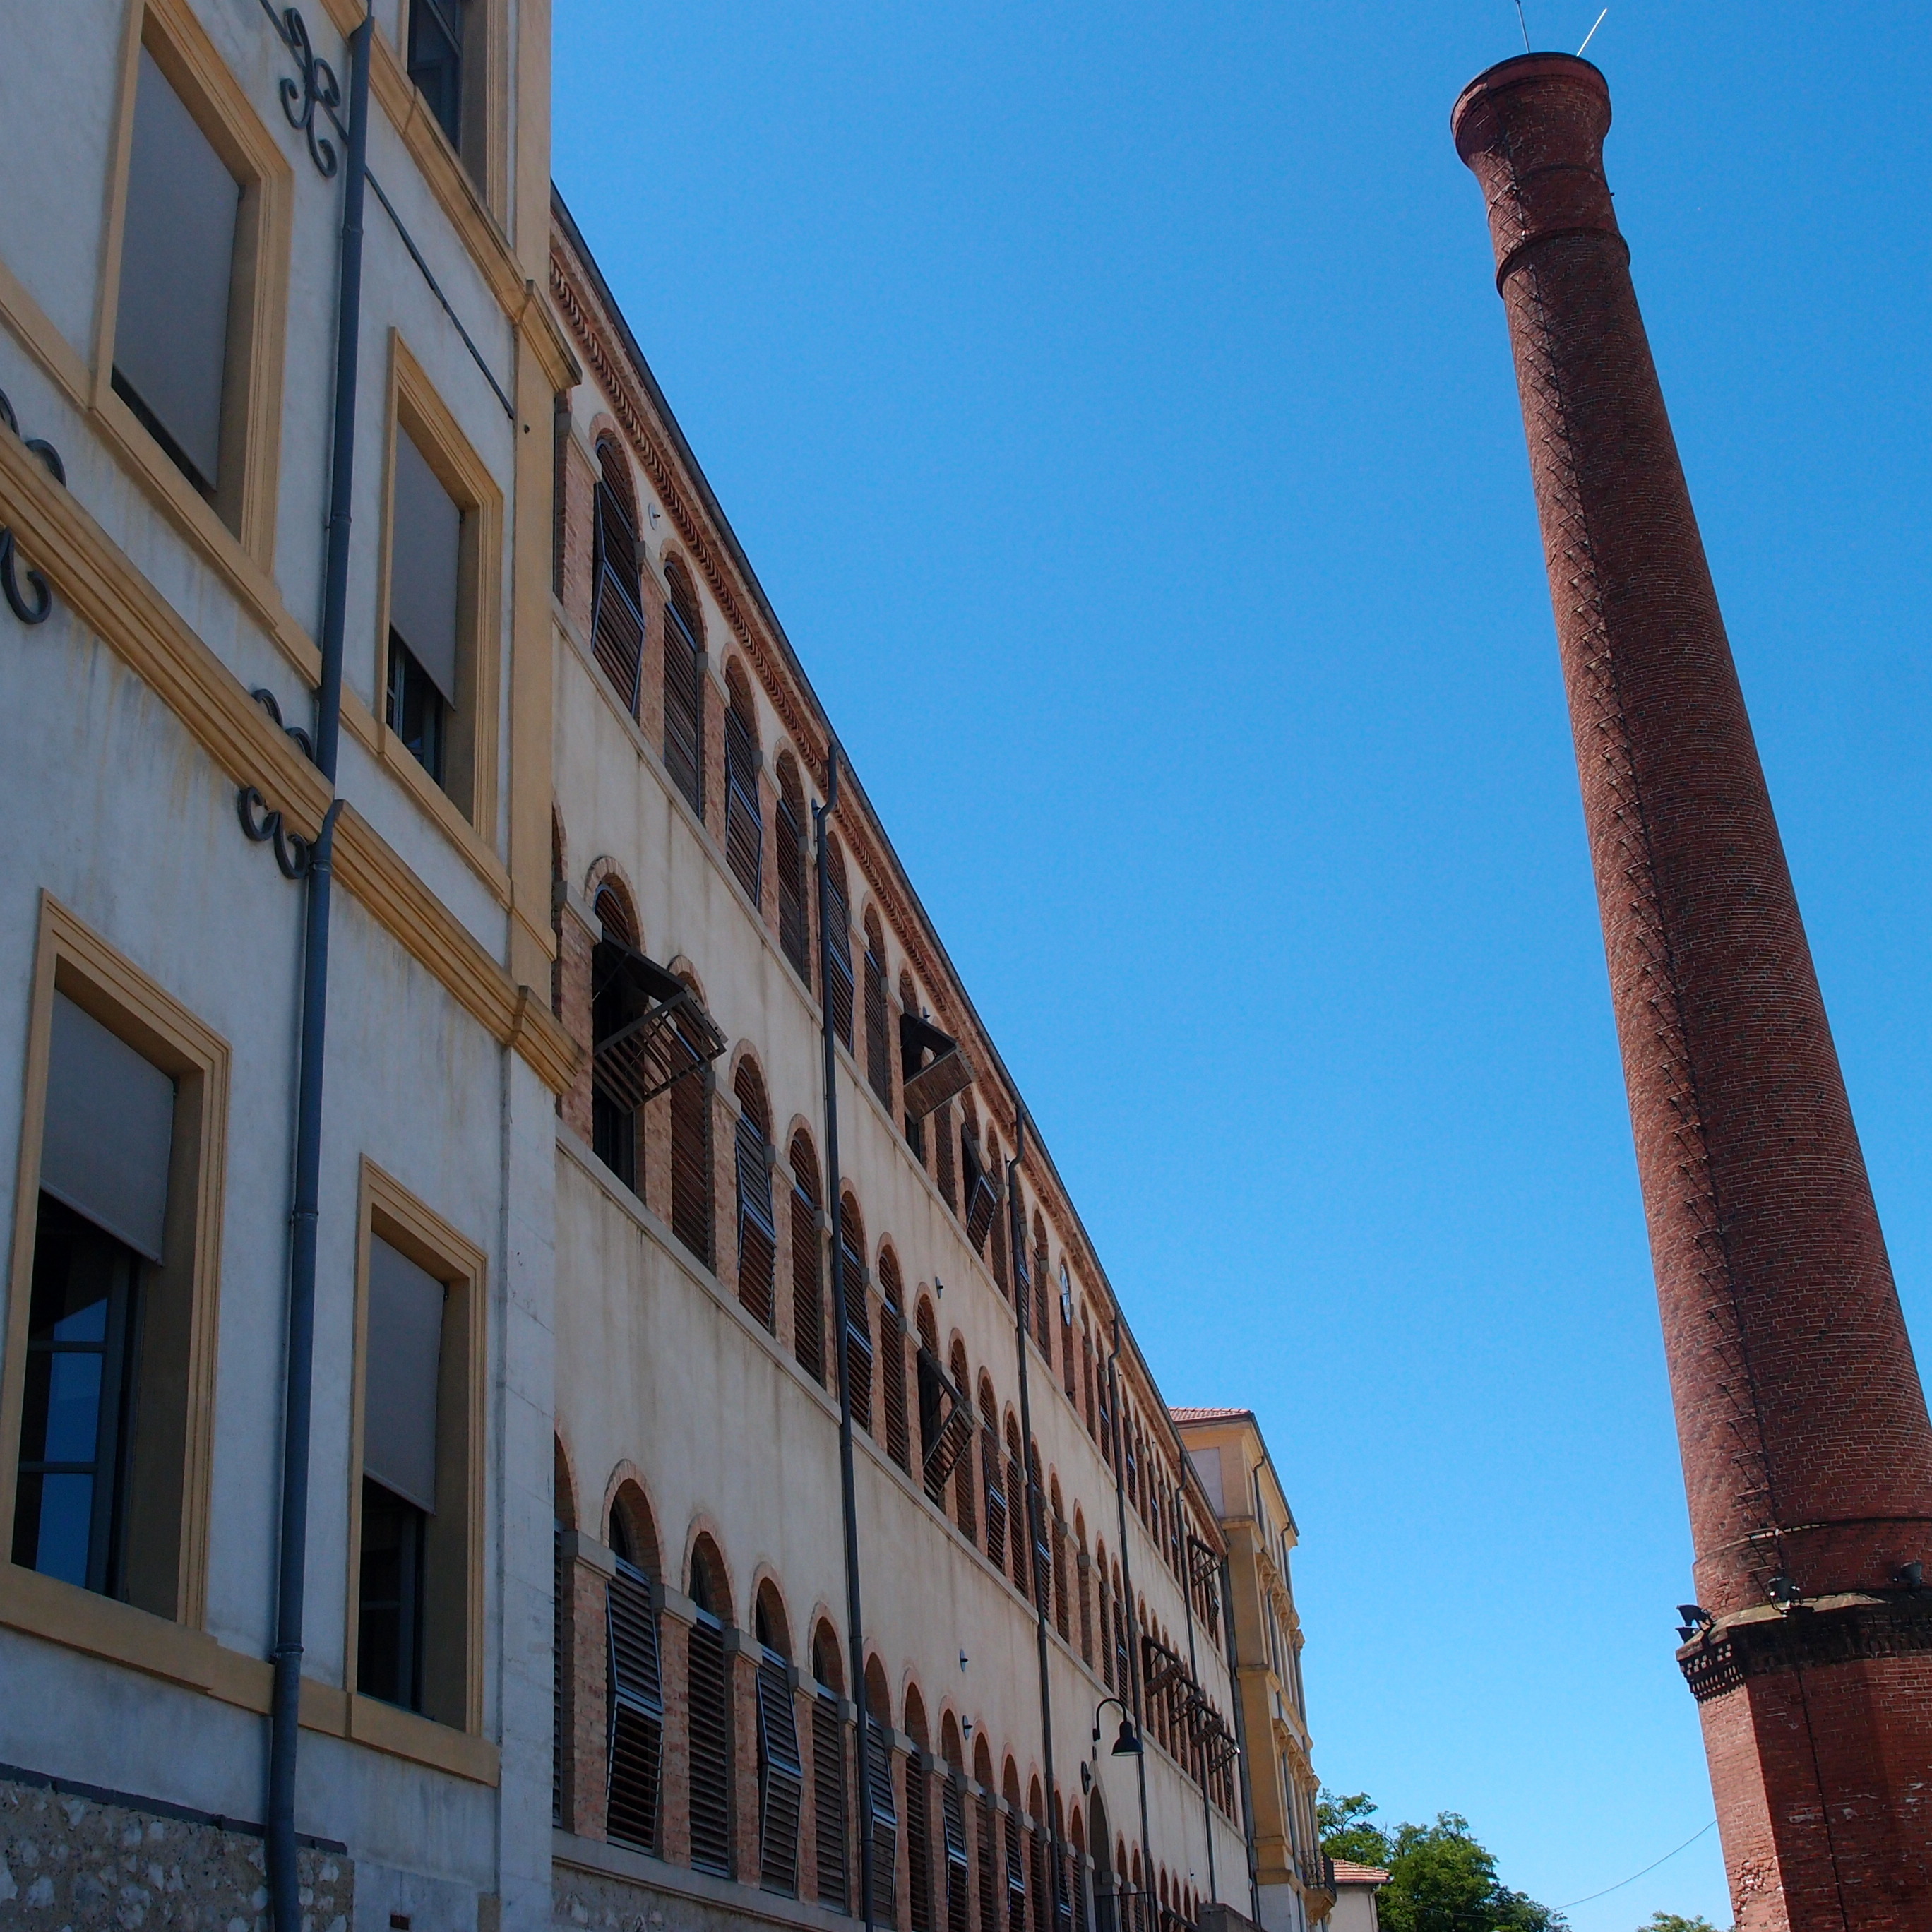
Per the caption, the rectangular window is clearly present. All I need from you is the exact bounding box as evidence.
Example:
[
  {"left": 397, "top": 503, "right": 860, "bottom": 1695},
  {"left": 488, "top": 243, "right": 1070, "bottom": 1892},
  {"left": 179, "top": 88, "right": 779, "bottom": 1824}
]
[
  {"left": 101, "top": 7, "right": 290, "bottom": 558},
  {"left": 4, "top": 905, "right": 227, "bottom": 1630},
  {"left": 380, "top": 339, "right": 502, "bottom": 832},
  {"left": 349, "top": 1167, "right": 482, "bottom": 1734}
]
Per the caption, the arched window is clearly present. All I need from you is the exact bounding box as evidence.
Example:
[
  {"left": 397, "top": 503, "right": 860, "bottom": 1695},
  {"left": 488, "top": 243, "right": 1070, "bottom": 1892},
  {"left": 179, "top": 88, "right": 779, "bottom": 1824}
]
[
  {"left": 1026, "top": 1439, "right": 1049, "bottom": 1611},
  {"left": 1050, "top": 1478, "right": 1070, "bottom": 1643},
  {"left": 1075, "top": 1514, "right": 1092, "bottom": 1665},
  {"left": 775, "top": 754, "right": 811, "bottom": 982},
  {"left": 811, "top": 1622, "right": 849, "bottom": 1911},
  {"left": 898, "top": 971, "right": 926, "bottom": 1162},
  {"left": 755, "top": 1580, "right": 803, "bottom": 1897},
  {"left": 1032, "top": 1214, "right": 1053, "bottom": 1353},
  {"left": 606, "top": 1482, "right": 663, "bottom": 1855},
  {"left": 724, "top": 662, "right": 763, "bottom": 905},
  {"left": 669, "top": 975, "right": 713, "bottom": 1267},
  {"left": 790, "top": 1133, "right": 825, "bottom": 1383},
  {"left": 662, "top": 560, "right": 706, "bottom": 818},
  {"left": 979, "top": 1378, "right": 1006, "bottom": 1573},
  {"left": 905, "top": 1687, "right": 935, "bottom": 1932},
  {"left": 1025, "top": 1779, "right": 1049, "bottom": 1932},
  {"left": 950, "top": 1342, "right": 978, "bottom": 1542},
  {"left": 823, "top": 835, "right": 854, "bottom": 1050},
  {"left": 863, "top": 910, "right": 892, "bottom": 1107},
  {"left": 1081, "top": 1313, "right": 1097, "bottom": 1441},
  {"left": 734, "top": 1063, "right": 777, "bottom": 1330},
  {"left": 1006, "top": 1417, "right": 1030, "bottom": 1594},
  {"left": 838, "top": 1191, "right": 872, "bottom": 1434},
  {"left": 1059, "top": 1265, "right": 1077, "bottom": 1403},
  {"left": 864, "top": 1659, "right": 900, "bottom": 1924},
  {"left": 590, "top": 437, "right": 645, "bottom": 711},
  {"left": 592, "top": 883, "right": 640, "bottom": 1190},
  {"left": 939, "top": 1713, "right": 971, "bottom": 1932},
  {"left": 1001, "top": 1763, "right": 1027, "bottom": 1932},
  {"left": 985, "top": 1131, "right": 1009, "bottom": 1292},
  {"left": 974, "top": 1740, "right": 1000, "bottom": 1932},
  {"left": 878, "top": 1247, "right": 911, "bottom": 1474},
  {"left": 687, "top": 1537, "right": 734, "bottom": 1876}
]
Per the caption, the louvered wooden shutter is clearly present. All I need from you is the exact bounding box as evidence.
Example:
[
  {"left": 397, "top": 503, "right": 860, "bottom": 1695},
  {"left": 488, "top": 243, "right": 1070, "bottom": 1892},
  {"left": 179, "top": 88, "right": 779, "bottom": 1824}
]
[
  {"left": 778, "top": 791, "right": 809, "bottom": 978},
  {"left": 942, "top": 1777, "right": 971, "bottom": 1932},
  {"left": 981, "top": 1430, "right": 1006, "bottom": 1572},
  {"left": 881, "top": 1298, "right": 910, "bottom": 1473},
  {"left": 725, "top": 703, "right": 763, "bottom": 905},
  {"left": 756, "top": 1650, "right": 803, "bottom": 1895},
  {"left": 669, "top": 1022, "right": 712, "bottom": 1266},
  {"left": 976, "top": 1796, "right": 1001, "bottom": 1932},
  {"left": 813, "top": 1693, "right": 849, "bottom": 1909},
  {"left": 866, "top": 1719, "right": 899, "bottom": 1921},
  {"left": 1052, "top": 1520, "right": 1070, "bottom": 1641},
  {"left": 1027, "top": 1826, "right": 1049, "bottom": 1932},
  {"left": 953, "top": 1375, "right": 978, "bottom": 1542},
  {"left": 962, "top": 1142, "right": 996, "bottom": 1255},
  {"left": 1061, "top": 1316, "right": 1077, "bottom": 1401},
  {"left": 838, "top": 1208, "right": 873, "bottom": 1433},
  {"left": 1099, "top": 1582, "right": 1114, "bottom": 1690},
  {"left": 864, "top": 943, "right": 892, "bottom": 1106},
  {"left": 735, "top": 1116, "right": 777, "bottom": 1329},
  {"left": 606, "top": 1561, "right": 663, "bottom": 1853},
  {"left": 553, "top": 1526, "right": 569, "bottom": 1825},
  {"left": 792, "top": 1163, "right": 825, "bottom": 1384},
  {"left": 663, "top": 593, "right": 705, "bottom": 818},
  {"left": 907, "top": 1753, "right": 934, "bottom": 1932},
  {"left": 824, "top": 880, "right": 854, "bottom": 1051},
  {"left": 1113, "top": 1602, "right": 1131, "bottom": 1704},
  {"left": 591, "top": 482, "right": 646, "bottom": 712},
  {"left": 1055, "top": 1845, "right": 1075, "bottom": 1932},
  {"left": 1078, "top": 1555, "right": 1092, "bottom": 1663},
  {"left": 1009, "top": 1456, "right": 1031, "bottom": 1592},
  {"left": 1003, "top": 1812, "right": 1027, "bottom": 1932},
  {"left": 688, "top": 1614, "right": 734, "bottom": 1875},
  {"left": 934, "top": 1099, "right": 957, "bottom": 1210}
]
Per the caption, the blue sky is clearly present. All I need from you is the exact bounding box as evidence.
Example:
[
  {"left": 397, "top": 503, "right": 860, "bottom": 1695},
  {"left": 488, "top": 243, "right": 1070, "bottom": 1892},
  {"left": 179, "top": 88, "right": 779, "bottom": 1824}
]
[{"left": 552, "top": 6, "right": 1932, "bottom": 1926}]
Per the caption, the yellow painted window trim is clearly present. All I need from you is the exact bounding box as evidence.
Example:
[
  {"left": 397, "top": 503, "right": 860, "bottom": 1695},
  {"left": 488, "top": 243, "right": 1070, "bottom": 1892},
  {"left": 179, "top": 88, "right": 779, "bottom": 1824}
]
[
  {"left": 346, "top": 1158, "right": 488, "bottom": 1739},
  {"left": 0, "top": 1563, "right": 499, "bottom": 1786},
  {"left": 0, "top": 893, "right": 229, "bottom": 1628},
  {"left": 0, "top": 431, "right": 579, "bottom": 1097}
]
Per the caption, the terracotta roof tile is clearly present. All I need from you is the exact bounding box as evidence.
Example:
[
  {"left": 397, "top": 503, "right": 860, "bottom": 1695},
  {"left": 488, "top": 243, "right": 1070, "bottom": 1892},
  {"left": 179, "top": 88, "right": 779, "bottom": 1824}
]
[
  {"left": 1329, "top": 1861, "right": 1389, "bottom": 1887},
  {"left": 1169, "top": 1406, "right": 1252, "bottom": 1423}
]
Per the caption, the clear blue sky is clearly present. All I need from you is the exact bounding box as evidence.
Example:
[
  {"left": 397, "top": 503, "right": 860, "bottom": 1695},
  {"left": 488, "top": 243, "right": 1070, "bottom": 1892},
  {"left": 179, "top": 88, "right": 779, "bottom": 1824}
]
[{"left": 552, "top": 6, "right": 1932, "bottom": 1926}]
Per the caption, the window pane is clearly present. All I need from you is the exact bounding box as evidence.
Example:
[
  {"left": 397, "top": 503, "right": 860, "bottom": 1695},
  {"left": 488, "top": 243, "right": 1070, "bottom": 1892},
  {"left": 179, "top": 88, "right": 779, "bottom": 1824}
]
[
  {"left": 389, "top": 426, "right": 463, "bottom": 706},
  {"left": 364, "top": 1236, "right": 444, "bottom": 1515},
  {"left": 13, "top": 1472, "right": 95, "bottom": 1587},
  {"left": 359, "top": 1477, "right": 427, "bottom": 1710},
  {"left": 386, "top": 634, "right": 448, "bottom": 786},
  {"left": 114, "top": 47, "right": 239, "bottom": 494},
  {"left": 407, "top": 0, "right": 464, "bottom": 150}
]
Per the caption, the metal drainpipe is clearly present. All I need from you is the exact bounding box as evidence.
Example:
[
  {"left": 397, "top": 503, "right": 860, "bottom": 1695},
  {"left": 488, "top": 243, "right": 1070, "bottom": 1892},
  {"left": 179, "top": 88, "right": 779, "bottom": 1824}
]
[
  {"left": 1217, "top": 1548, "right": 1262, "bottom": 1928},
  {"left": 1176, "top": 1538, "right": 1215, "bottom": 1906},
  {"left": 266, "top": 17, "right": 366, "bottom": 1926},
  {"left": 814, "top": 743, "right": 877, "bottom": 1932},
  {"left": 1107, "top": 1319, "right": 1153, "bottom": 1932},
  {"left": 1006, "top": 1119, "right": 1062, "bottom": 1926}
]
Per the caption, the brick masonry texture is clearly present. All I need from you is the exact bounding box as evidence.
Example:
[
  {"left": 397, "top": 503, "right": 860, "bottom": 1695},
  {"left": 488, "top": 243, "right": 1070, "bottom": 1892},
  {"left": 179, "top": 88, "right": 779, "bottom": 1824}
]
[
  {"left": 1453, "top": 52, "right": 1932, "bottom": 1931},
  {"left": 0, "top": 1777, "right": 351, "bottom": 1932}
]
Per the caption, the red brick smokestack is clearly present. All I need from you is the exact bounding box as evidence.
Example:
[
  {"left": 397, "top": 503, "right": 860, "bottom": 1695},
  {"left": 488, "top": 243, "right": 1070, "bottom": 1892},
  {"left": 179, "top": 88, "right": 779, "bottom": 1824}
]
[{"left": 1453, "top": 53, "right": 1932, "bottom": 1931}]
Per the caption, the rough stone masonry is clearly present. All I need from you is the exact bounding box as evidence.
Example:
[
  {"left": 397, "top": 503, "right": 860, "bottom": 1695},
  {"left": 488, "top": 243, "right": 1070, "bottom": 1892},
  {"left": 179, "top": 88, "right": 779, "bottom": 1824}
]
[{"left": 1453, "top": 50, "right": 1932, "bottom": 1932}]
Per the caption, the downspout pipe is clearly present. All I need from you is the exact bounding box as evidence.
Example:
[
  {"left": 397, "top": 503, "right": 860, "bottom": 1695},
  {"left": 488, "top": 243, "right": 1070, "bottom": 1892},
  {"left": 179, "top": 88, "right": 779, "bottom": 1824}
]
[
  {"left": 1217, "top": 1551, "right": 1262, "bottom": 1928},
  {"left": 815, "top": 744, "right": 878, "bottom": 1932},
  {"left": 1006, "top": 1119, "right": 1062, "bottom": 1926},
  {"left": 1107, "top": 1318, "right": 1154, "bottom": 1932},
  {"left": 266, "top": 18, "right": 367, "bottom": 1930},
  {"left": 1176, "top": 1542, "right": 1215, "bottom": 1905}
]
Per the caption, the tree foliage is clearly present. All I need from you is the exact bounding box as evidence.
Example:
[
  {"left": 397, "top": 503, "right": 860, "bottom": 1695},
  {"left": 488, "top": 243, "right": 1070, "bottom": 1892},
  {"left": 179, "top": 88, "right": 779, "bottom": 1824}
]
[
  {"left": 1635, "top": 1916, "right": 1722, "bottom": 1932},
  {"left": 1315, "top": 1790, "right": 1567, "bottom": 1932}
]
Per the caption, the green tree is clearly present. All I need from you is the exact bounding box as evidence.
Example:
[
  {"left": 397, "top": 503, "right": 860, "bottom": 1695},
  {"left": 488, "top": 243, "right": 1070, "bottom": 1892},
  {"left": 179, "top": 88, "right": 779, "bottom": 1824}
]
[
  {"left": 1317, "top": 1795, "right": 1566, "bottom": 1932},
  {"left": 1635, "top": 1916, "right": 1722, "bottom": 1932}
]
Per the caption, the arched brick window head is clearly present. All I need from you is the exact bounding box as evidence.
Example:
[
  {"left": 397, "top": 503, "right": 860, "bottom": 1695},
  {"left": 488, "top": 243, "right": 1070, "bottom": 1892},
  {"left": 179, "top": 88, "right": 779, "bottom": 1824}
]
[
  {"left": 775, "top": 754, "right": 811, "bottom": 983},
  {"left": 734, "top": 1063, "right": 777, "bottom": 1330},
  {"left": 662, "top": 560, "right": 705, "bottom": 820},
  {"left": 591, "top": 884, "right": 640, "bottom": 1191},
  {"left": 724, "top": 662, "right": 763, "bottom": 905},
  {"left": 863, "top": 911, "right": 892, "bottom": 1107},
  {"left": 591, "top": 439, "right": 645, "bottom": 712},
  {"left": 790, "top": 1132, "right": 825, "bottom": 1384}
]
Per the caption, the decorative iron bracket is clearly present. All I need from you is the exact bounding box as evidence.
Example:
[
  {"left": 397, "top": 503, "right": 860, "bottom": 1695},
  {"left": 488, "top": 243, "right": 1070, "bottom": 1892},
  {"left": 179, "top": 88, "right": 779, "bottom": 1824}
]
[
  {"left": 0, "top": 388, "right": 64, "bottom": 625},
  {"left": 257, "top": 0, "right": 345, "bottom": 177},
  {"left": 238, "top": 688, "right": 322, "bottom": 877}
]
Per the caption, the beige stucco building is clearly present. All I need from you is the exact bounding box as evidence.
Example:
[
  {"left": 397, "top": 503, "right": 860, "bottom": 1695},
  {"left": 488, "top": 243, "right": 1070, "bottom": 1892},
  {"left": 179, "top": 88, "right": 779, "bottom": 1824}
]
[
  {"left": 1171, "top": 1412, "right": 1328, "bottom": 1932},
  {"left": 0, "top": 6, "right": 1294, "bottom": 1932}
]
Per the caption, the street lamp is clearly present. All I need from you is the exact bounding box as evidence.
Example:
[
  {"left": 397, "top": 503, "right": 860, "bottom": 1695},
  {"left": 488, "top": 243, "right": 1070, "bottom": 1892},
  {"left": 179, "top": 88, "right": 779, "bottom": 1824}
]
[{"left": 1092, "top": 1695, "right": 1143, "bottom": 1758}]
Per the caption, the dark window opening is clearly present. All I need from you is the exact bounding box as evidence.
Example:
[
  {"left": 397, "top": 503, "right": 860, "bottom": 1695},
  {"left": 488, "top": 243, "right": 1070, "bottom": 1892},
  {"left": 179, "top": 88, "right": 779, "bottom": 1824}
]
[
  {"left": 407, "top": 0, "right": 464, "bottom": 150},
  {"left": 386, "top": 631, "right": 448, "bottom": 786},
  {"left": 357, "top": 1476, "right": 427, "bottom": 1710}
]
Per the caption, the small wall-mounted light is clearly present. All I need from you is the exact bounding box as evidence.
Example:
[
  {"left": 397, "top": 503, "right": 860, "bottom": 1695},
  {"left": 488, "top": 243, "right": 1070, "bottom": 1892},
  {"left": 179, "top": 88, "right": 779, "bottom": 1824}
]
[
  {"left": 959, "top": 1649, "right": 969, "bottom": 1671},
  {"left": 962, "top": 1717, "right": 974, "bottom": 1741},
  {"left": 936, "top": 1276, "right": 946, "bottom": 1299},
  {"left": 1895, "top": 1561, "right": 1925, "bottom": 1591},
  {"left": 1080, "top": 1763, "right": 1093, "bottom": 1794},
  {"left": 1767, "top": 1572, "right": 1803, "bottom": 1610}
]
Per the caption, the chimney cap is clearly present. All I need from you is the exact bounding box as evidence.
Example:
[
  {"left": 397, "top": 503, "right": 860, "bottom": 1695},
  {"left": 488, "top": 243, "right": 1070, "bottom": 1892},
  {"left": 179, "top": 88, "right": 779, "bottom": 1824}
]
[{"left": 1452, "top": 51, "right": 1610, "bottom": 157}]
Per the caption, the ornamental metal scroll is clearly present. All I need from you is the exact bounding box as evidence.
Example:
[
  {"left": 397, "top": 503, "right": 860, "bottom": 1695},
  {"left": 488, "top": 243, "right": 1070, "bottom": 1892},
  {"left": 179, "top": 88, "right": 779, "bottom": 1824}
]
[
  {"left": 237, "top": 688, "right": 323, "bottom": 877},
  {"left": 0, "top": 388, "right": 64, "bottom": 625},
  {"left": 257, "top": 0, "right": 345, "bottom": 177}
]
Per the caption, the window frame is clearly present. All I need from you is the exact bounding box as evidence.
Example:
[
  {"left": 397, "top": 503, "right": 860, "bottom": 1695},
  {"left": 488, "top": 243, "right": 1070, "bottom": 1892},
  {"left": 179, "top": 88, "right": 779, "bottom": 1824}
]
[
  {"left": 376, "top": 330, "right": 504, "bottom": 845},
  {"left": 0, "top": 893, "right": 229, "bottom": 1633},
  {"left": 93, "top": 0, "right": 291, "bottom": 573},
  {"left": 345, "top": 1158, "right": 486, "bottom": 1743}
]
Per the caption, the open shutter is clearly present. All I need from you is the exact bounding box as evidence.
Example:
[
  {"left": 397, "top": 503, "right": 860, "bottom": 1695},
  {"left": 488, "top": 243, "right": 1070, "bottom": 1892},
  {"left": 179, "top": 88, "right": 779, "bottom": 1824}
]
[
  {"left": 917, "top": 1347, "right": 972, "bottom": 1505},
  {"left": 824, "top": 876, "right": 854, "bottom": 1051},
  {"left": 866, "top": 1719, "right": 900, "bottom": 1921},
  {"left": 606, "top": 1561, "right": 663, "bottom": 1853},
  {"left": 813, "top": 1693, "right": 849, "bottom": 1909},
  {"left": 777, "top": 791, "right": 810, "bottom": 978},
  {"left": 688, "top": 1614, "right": 734, "bottom": 1875},
  {"left": 757, "top": 1650, "right": 803, "bottom": 1895},
  {"left": 840, "top": 1208, "right": 873, "bottom": 1435},
  {"left": 864, "top": 943, "right": 892, "bottom": 1106},
  {"left": 941, "top": 1777, "right": 971, "bottom": 1932},
  {"left": 981, "top": 1430, "right": 1006, "bottom": 1573},
  {"left": 1052, "top": 1518, "right": 1070, "bottom": 1640},
  {"left": 880, "top": 1296, "right": 911, "bottom": 1473},
  {"left": 907, "top": 1753, "right": 934, "bottom": 1932},
  {"left": 724, "top": 703, "right": 763, "bottom": 902},
  {"left": 1010, "top": 1455, "right": 1031, "bottom": 1592},
  {"left": 961, "top": 1136, "right": 997, "bottom": 1254},
  {"left": 669, "top": 1013, "right": 713, "bottom": 1266},
  {"left": 663, "top": 592, "right": 705, "bottom": 818},
  {"left": 735, "top": 1117, "right": 777, "bottom": 1329},
  {"left": 590, "top": 482, "right": 645, "bottom": 711}
]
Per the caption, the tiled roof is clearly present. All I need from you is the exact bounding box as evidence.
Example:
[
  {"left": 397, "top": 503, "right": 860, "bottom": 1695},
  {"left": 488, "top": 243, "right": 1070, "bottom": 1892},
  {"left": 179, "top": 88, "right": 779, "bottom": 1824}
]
[
  {"left": 1169, "top": 1406, "right": 1252, "bottom": 1423},
  {"left": 1329, "top": 1861, "right": 1389, "bottom": 1887}
]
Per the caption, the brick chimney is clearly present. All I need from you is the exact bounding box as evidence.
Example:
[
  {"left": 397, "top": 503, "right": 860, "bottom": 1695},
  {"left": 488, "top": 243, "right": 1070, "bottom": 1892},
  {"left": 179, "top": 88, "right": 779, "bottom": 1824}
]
[{"left": 1453, "top": 53, "right": 1932, "bottom": 1931}]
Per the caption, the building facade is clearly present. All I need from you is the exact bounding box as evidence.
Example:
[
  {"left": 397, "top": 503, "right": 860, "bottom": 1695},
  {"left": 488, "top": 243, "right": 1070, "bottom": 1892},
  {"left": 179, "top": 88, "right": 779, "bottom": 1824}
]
[
  {"left": 0, "top": 6, "right": 1266, "bottom": 1932},
  {"left": 1173, "top": 1413, "right": 1328, "bottom": 1932}
]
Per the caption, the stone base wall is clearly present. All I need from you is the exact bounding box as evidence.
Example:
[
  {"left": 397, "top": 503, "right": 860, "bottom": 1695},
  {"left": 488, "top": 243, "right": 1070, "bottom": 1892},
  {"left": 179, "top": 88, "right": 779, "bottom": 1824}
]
[{"left": 0, "top": 1776, "right": 352, "bottom": 1932}]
